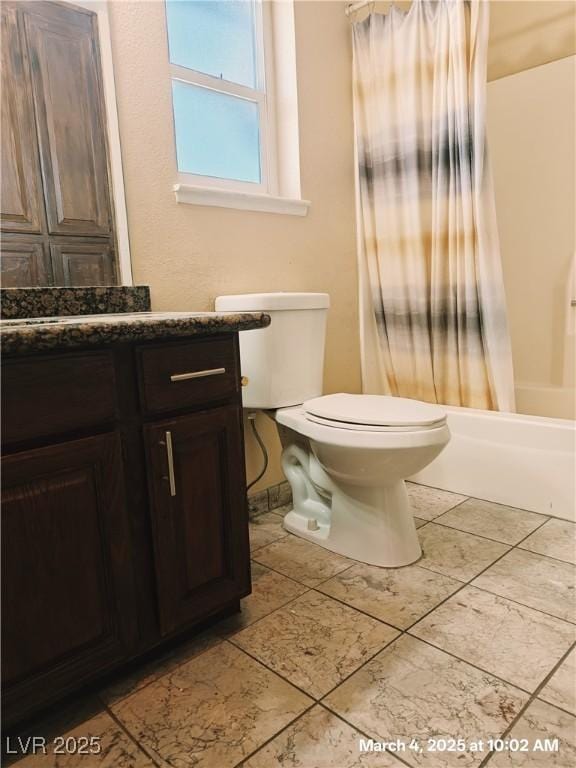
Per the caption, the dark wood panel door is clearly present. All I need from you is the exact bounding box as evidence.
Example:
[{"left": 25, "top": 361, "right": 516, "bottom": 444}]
[
  {"left": 1, "top": 433, "right": 136, "bottom": 722},
  {"left": 51, "top": 240, "right": 116, "bottom": 286},
  {"left": 22, "top": 1, "right": 113, "bottom": 237},
  {"left": 0, "top": 238, "right": 52, "bottom": 287},
  {"left": 0, "top": 4, "right": 45, "bottom": 234},
  {"left": 145, "top": 406, "right": 250, "bottom": 636}
]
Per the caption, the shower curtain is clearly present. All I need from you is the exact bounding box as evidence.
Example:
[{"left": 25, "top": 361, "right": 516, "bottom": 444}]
[{"left": 353, "top": 0, "right": 515, "bottom": 411}]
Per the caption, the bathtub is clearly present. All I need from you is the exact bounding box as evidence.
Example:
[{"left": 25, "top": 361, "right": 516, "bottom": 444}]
[
  {"left": 410, "top": 406, "right": 576, "bottom": 522},
  {"left": 515, "top": 383, "right": 575, "bottom": 420}
]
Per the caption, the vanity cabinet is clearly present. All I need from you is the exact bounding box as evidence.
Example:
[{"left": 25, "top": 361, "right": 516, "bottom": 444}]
[
  {"left": 1, "top": 333, "right": 250, "bottom": 726},
  {"left": 2, "top": 433, "right": 136, "bottom": 719},
  {"left": 145, "top": 407, "right": 249, "bottom": 636}
]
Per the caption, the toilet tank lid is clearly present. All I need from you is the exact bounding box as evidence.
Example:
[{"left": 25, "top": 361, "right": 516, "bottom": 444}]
[{"left": 215, "top": 292, "right": 330, "bottom": 311}]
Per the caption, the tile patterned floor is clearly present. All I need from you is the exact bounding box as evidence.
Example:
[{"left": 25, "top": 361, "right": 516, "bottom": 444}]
[
  {"left": 472, "top": 548, "right": 576, "bottom": 624},
  {"left": 215, "top": 561, "right": 307, "bottom": 638},
  {"left": 538, "top": 648, "right": 576, "bottom": 716},
  {"left": 14, "top": 711, "right": 157, "bottom": 768},
  {"left": 100, "top": 629, "right": 222, "bottom": 706},
  {"left": 232, "top": 591, "right": 399, "bottom": 698},
  {"left": 324, "top": 634, "right": 530, "bottom": 768},
  {"left": 317, "top": 562, "right": 461, "bottom": 629},
  {"left": 518, "top": 518, "right": 576, "bottom": 565},
  {"left": 417, "top": 523, "right": 511, "bottom": 581},
  {"left": 406, "top": 482, "right": 467, "bottom": 521},
  {"left": 252, "top": 533, "right": 352, "bottom": 587},
  {"left": 434, "top": 499, "right": 544, "bottom": 545},
  {"left": 242, "top": 705, "right": 402, "bottom": 768},
  {"left": 409, "top": 586, "right": 574, "bottom": 692},
  {"left": 9, "top": 484, "right": 576, "bottom": 768},
  {"left": 488, "top": 699, "right": 576, "bottom": 767},
  {"left": 248, "top": 511, "right": 289, "bottom": 553}
]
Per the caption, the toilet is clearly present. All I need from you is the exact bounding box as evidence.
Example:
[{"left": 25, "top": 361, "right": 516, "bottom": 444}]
[{"left": 215, "top": 292, "right": 450, "bottom": 567}]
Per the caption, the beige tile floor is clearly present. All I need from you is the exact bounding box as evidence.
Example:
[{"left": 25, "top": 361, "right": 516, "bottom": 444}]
[{"left": 8, "top": 484, "right": 576, "bottom": 768}]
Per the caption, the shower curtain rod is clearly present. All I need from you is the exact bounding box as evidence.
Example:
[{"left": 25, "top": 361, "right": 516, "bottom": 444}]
[
  {"left": 345, "top": 1, "right": 372, "bottom": 16},
  {"left": 346, "top": 1, "right": 406, "bottom": 18},
  {"left": 346, "top": 0, "right": 472, "bottom": 16}
]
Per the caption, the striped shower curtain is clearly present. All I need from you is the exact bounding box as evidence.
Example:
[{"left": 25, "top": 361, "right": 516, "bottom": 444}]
[{"left": 353, "top": 0, "right": 515, "bottom": 411}]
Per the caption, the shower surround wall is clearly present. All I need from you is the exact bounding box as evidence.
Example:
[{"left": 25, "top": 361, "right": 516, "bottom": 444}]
[{"left": 487, "top": 55, "right": 576, "bottom": 419}]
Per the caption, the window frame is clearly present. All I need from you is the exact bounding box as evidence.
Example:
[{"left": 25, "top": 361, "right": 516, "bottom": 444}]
[{"left": 167, "top": 0, "right": 278, "bottom": 195}]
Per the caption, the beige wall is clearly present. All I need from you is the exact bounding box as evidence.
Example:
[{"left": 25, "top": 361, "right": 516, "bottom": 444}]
[
  {"left": 487, "top": 55, "right": 576, "bottom": 418},
  {"left": 488, "top": 0, "right": 576, "bottom": 81},
  {"left": 108, "top": 1, "right": 361, "bottom": 491}
]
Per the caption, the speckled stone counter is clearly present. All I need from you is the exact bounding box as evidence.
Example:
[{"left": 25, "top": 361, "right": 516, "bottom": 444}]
[
  {"left": 0, "top": 286, "right": 151, "bottom": 319},
  {"left": 1, "top": 311, "right": 270, "bottom": 357}
]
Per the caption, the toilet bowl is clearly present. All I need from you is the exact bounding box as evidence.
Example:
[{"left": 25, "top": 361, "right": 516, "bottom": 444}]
[
  {"left": 214, "top": 292, "right": 451, "bottom": 568},
  {"left": 276, "top": 394, "right": 449, "bottom": 567}
]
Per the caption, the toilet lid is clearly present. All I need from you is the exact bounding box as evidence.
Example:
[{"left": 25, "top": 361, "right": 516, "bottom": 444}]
[{"left": 303, "top": 393, "right": 447, "bottom": 428}]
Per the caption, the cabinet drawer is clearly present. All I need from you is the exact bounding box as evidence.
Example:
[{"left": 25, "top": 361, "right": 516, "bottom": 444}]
[
  {"left": 138, "top": 337, "right": 239, "bottom": 414},
  {"left": 2, "top": 352, "right": 116, "bottom": 445}
]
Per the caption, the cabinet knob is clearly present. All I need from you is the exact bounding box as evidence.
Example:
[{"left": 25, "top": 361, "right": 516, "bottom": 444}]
[{"left": 241, "top": 376, "right": 249, "bottom": 387}]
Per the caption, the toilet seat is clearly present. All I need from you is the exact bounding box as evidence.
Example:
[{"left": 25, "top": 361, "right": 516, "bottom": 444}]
[
  {"left": 305, "top": 414, "right": 445, "bottom": 432},
  {"left": 277, "top": 404, "right": 450, "bottom": 450},
  {"left": 303, "top": 393, "right": 446, "bottom": 432}
]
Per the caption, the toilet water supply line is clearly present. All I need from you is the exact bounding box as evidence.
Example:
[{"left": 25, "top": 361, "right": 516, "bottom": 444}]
[{"left": 246, "top": 412, "right": 269, "bottom": 492}]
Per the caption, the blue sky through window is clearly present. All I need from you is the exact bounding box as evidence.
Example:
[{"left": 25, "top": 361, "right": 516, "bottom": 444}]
[
  {"left": 172, "top": 80, "right": 261, "bottom": 183},
  {"left": 166, "top": 0, "right": 258, "bottom": 88}
]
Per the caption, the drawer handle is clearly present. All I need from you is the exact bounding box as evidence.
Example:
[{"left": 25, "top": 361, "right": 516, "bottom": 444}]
[
  {"left": 164, "top": 430, "right": 177, "bottom": 497},
  {"left": 170, "top": 367, "right": 226, "bottom": 382}
]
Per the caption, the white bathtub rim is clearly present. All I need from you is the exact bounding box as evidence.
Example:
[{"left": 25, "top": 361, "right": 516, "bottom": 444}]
[
  {"left": 441, "top": 403, "right": 575, "bottom": 428},
  {"left": 411, "top": 404, "right": 575, "bottom": 522}
]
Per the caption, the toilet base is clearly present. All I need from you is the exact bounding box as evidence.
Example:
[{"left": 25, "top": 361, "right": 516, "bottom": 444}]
[
  {"left": 277, "top": 416, "right": 449, "bottom": 569},
  {"left": 283, "top": 475, "right": 422, "bottom": 568}
]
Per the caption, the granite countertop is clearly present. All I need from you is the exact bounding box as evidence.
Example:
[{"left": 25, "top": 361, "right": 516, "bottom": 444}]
[
  {"left": 0, "top": 285, "right": 152, "bottom": 319},
  {"left": 1, "top": 311, "right": 270, "bottom": 357}
]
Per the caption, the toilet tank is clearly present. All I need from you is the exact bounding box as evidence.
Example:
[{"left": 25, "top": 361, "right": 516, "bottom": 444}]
[{"left": 215, "top": 292, "right": 330, "bottom": 409}]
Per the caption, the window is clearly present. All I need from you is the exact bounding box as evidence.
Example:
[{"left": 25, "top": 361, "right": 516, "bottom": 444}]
[
  {"left": 167, "top": 0, "right": 273, "bottom": 192},
  {"left": 166, "top": 0, "right": 308, "bottom": 215}
]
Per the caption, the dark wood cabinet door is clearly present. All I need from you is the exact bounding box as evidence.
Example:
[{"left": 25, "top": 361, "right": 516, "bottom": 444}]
[
  {"left": 0, "top": 238, "right": 52, "bottom": 287},
  {"left": 0, "top": 4, "right": 45, "bottom": 234},
  {"left": 1, "top": 433, "right": 136, "bottom": 723},
  {"left": 145, "top": 406, "right": 250, "bottom": 636},
  {"left": 22, "top": 1, "right": 113, "bottom": 237},
  {"left": 50, "top": 240, "right": 116, "bottom": 286}
]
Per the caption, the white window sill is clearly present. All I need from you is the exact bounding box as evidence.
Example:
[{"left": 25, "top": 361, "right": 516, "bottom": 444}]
[{"left": 173, "top": 184, "right": 310, "bottom": 216}]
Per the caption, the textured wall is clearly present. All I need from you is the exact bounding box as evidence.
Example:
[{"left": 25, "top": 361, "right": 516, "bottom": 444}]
[{"left": 108, "top": 1, "right": 361, "bottom": 490}]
